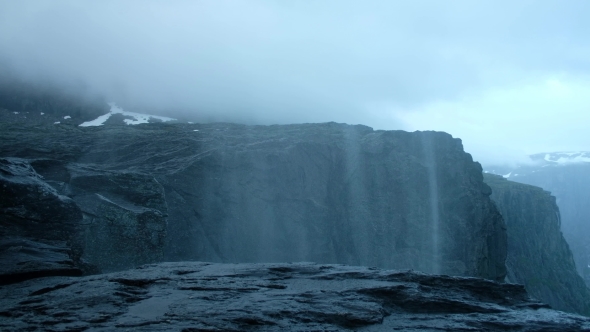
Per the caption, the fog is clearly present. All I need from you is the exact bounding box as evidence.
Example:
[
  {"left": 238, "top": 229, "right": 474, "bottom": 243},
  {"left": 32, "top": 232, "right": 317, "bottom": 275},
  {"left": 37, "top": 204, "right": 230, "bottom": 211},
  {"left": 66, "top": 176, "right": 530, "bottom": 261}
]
[{"left": 1, "top": 0, "right": 589, "bottom": 165}]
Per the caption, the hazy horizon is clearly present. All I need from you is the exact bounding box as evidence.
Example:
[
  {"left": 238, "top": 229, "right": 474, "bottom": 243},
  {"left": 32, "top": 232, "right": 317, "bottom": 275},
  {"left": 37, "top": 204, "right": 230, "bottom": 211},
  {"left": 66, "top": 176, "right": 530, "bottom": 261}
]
[{"left": 1, "top": 0, "right": 589, "bottom": 166}]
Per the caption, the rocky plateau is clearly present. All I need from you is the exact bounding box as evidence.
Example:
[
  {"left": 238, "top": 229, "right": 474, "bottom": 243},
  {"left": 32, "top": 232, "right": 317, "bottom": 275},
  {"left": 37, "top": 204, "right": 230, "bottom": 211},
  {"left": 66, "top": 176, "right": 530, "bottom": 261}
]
[{"left": 2, "top": 261, "right": 590, "bottom": 331}]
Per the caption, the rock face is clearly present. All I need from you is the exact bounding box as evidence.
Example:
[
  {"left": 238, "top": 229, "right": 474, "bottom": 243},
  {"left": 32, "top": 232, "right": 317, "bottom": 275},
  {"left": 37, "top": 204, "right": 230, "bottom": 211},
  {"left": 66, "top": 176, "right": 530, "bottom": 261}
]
[
  {"left": 169, "top": 125, "right": 507, "bottom": 281},
  {"left": 484, "top": 173, "right": 590, "bottom": 315},
  {"left": 0, "top": 157, "right": 83, "bottom": 284},
  {"left": 0, "top": 156, "right": 168, "bottom": 276},
  {"left": 48, "top": 162, "right": 168, "bottom": 273},
  {"left": 486, "top": 152, "right": 590, "bottom": 287},
  {"left": 1, "top": 261, "right": 589, "bottom": 332},
  {"left": 0, "top": 121, "right": 507, "bottom": 281}
]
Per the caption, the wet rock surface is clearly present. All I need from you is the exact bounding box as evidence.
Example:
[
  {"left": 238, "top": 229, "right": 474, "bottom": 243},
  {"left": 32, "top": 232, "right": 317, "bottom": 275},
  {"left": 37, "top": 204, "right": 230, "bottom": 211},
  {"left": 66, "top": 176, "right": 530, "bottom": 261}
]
[
  {"left": 0, "top": 261, "right": 588, "bottom": 331},
  {"left": 0, "top": 237, "right": 81, "bottom": 285}
]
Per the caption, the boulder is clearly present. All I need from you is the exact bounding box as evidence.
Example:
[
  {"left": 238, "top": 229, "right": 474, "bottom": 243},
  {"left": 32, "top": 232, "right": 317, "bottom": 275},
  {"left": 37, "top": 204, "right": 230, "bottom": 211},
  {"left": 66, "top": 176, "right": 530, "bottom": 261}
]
[
  {"left": 0, "top": 157, "right": 84, "bottom": 283},
  {"left": 29, "top": 159, "right": 169, "bottom": 273}
]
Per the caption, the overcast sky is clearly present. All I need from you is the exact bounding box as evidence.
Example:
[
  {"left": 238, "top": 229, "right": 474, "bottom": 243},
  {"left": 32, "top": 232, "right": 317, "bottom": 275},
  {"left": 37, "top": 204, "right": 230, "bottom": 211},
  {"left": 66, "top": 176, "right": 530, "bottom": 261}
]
[{"left": 1, "top": 0, "right": 589, "bottom": 166}]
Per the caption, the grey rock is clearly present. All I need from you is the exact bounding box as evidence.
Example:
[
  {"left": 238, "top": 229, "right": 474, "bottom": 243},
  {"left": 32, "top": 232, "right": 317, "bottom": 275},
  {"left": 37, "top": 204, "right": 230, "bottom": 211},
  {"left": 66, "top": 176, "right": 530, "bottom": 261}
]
[
  {"left": 162, "top": 125, "right": 506, "bottom": 282},
  {"left": 0, "top": 157, "right": 85, "bottom": 283},
  {"left": 0, "top": 237, "right": 81, "bottom": 285},
  {"left": 16, "top": 158, "right": 169, "bottom": 273},
  {"left": 487, "top": 154, "right": 590, "bottom": 288},
  {"left": 0, "top": 261, "right": 588, "bottom": 331},
  {"left": 66, "top": 165, "right": 168, "bottom": 273},
  {"left": 0, "top": 121, "right": 507, "bottom": 281},
  {"left": 0, "top": 157, "right": 81, "bottom": 241},
  {"left": 485, "top": 173, "right": 590, "bottom": 315}
]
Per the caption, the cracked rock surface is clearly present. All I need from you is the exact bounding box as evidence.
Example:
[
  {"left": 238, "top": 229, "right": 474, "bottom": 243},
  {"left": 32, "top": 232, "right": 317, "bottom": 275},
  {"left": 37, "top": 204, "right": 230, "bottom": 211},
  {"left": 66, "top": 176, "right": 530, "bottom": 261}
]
[{"left": 1, "top": 261, "right": 589, "bottom": 331}]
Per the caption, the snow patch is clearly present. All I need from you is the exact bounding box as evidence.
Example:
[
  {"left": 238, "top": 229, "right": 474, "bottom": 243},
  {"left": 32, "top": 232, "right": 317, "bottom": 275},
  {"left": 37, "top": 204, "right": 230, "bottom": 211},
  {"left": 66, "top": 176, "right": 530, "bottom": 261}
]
[
  {"left": 503, "top": 172, "right": 512, "bottom": 178},
  {"left": 13, "top": 112, "right": 18, "bottom": 114},
  {"left": 193, "top": 129, "right": 199, "bottom": 132},
  {"left": 543, "top": 152, "right": 590, "bottom": 165},
  {"left": 79, "top": 102, "right": 176, "bottom": 127},
  {"left": 80, "top": 112, "right": 112, "bottom": 127},
  {"left": 64, "top": 115, "right": 71, "bottom": 119},
  {"left": 40, "top": 112, "right": 44, "bottom": 115},
  {"left": 54, "top": 121, "right": 60, "bottom": 124}
]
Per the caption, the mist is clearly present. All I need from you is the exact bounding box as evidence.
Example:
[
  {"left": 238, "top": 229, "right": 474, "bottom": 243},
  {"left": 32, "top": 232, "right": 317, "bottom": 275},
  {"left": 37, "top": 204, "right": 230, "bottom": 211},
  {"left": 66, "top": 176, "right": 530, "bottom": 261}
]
[{"left": 1, "top": 0, "right": 589, "bottom": 165}]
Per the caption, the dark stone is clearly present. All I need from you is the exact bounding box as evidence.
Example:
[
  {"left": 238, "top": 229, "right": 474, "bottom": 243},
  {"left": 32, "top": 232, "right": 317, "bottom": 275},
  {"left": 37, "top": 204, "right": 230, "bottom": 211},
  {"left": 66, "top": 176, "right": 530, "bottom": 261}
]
[
  {"left": 65, "top": 166, "right": 168, "bottom": 273},
  {"left": 487, "top": 155, "right": 590, "bottom": 288},
  {"left": 0, "top": 157, "right": 84, "bottom": 283},
  {"left": 0, "top": 121, "right": 507, "bottom": 281},
  {"left": 0, "top": 262, "right": 588, "bottom": 331},
  {"left": 1, "top": 155, "right": 168, "bottom": 274},
  {"left": 485, "top": 173, "right": 590, "bottom": 315},
  {"left": 0, "top": 237, "right": 81, "bottom": 285},
  {"left": 0, "top": 157, "right": 82, "bottom": 241}
]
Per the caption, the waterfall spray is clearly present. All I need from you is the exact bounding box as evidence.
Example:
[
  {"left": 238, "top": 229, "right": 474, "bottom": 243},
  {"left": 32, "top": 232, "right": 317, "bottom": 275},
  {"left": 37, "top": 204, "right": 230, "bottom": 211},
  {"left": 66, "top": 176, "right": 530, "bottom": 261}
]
[{"left": 422, "top": 133, "right": 441, "bottom": 274}]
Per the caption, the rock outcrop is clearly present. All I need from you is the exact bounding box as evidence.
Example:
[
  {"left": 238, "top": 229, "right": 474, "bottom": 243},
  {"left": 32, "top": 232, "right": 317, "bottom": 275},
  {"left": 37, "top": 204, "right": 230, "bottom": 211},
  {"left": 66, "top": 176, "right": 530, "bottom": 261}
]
[
  {"left": 0, "top": 157, "right": 84, "bottom": 284},
  {"left": 487, "top": 154, "right": 590, "bottom": 287},
  {"left": 484, "top": 173, "right": 590, "bottom": 315},
  {"left": 40, "top": 161, "right": 168, "bottom": 273},
  {"left": 1, "top": 261, "right": 589, "bottom": 331},
  {"left": 0, "top": 121, "right": 507, "bottom": 281},
  {"left": 0, "top": 156, "right": 168, "bottom": 276}
]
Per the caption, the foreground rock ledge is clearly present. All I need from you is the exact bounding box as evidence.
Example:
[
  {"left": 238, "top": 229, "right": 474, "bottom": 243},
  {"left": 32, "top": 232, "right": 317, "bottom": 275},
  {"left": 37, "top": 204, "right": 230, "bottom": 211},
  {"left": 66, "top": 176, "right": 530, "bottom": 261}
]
[{"left": 1, "top": 262, "right": 589, "bottom": 331}]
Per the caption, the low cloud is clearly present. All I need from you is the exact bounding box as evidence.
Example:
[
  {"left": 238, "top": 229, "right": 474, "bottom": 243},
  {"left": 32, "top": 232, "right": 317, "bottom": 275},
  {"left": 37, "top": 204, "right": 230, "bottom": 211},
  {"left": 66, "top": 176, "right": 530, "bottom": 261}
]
[
  {"left": 397, "top": 75, "right": 590, "bottom": 165},
  {"left": 1, "top": 0, "right": 589, "bottom": 165}
]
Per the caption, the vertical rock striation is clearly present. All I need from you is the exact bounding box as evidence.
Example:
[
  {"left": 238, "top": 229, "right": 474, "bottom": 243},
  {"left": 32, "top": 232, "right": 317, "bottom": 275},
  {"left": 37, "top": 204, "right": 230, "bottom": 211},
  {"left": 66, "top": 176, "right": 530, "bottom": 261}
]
[
  {"left": 159, "top": 123, "right": 507, "bottom": 281},
  {"left": 484, "top": 173, "right": 590, "bottom": 315},
  {"left": 0, "top": 121, "right": 507, "bottom": 281}
]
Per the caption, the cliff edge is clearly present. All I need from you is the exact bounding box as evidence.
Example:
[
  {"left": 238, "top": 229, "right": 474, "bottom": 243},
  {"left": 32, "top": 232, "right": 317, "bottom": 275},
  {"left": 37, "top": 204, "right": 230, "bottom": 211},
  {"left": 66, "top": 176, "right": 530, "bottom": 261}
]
[{"left": 485, "top": 173, "right": 590, "bottom": 315}]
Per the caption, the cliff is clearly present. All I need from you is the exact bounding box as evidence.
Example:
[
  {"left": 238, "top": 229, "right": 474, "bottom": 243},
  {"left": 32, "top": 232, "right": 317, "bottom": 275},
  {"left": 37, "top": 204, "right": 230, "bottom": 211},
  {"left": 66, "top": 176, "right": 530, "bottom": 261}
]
[
  {"left": 0, "top": 119, "right": 507, "bottom": 281},
  {"left": 487, "top": 154, "right": 590, "bottom": 287},
  {"left": 4, "top": 89, "right": 590, "bottom": 327},
  {"left": 484, "top": 173, "right": 590, "bottom": 315}
]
